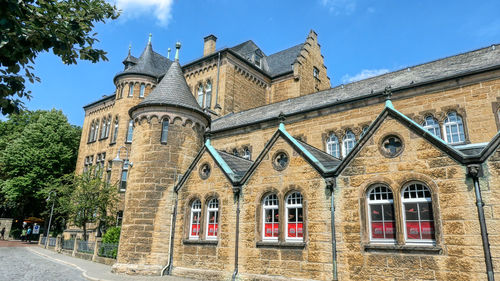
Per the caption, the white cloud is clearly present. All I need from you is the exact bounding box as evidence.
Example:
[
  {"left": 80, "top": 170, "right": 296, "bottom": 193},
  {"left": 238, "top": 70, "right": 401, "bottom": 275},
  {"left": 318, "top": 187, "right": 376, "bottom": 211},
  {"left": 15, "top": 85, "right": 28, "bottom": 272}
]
[
  {"left": 112, "top": 0, "right": 174, "bottom": 26},
  {"left": 320, "top": 0, "right": 356, "bottom": 15},
  {"left": 341, "top": 69, "right": 389, "bottom": 83}
]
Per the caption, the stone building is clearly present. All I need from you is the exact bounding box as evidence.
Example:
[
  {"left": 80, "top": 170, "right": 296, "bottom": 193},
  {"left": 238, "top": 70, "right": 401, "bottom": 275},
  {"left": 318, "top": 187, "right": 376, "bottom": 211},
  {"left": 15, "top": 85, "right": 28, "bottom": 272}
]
[{"left": 73, "top": 30, "right": 500, "bottom": 280}]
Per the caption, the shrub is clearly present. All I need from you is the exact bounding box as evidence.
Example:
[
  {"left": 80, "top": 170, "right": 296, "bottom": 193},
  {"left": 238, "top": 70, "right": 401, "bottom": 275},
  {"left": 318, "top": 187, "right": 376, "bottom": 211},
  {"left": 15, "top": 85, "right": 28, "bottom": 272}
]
[{"left": 102, "top": 226, "right": 120, "bottom": 243}]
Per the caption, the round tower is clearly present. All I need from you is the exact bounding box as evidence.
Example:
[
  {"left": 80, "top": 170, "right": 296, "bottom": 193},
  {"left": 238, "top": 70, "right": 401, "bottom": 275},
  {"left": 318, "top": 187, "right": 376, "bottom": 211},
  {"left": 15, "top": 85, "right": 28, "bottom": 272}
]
[{"left": 113, "top": 43, "right": 210, "bottom": 275}]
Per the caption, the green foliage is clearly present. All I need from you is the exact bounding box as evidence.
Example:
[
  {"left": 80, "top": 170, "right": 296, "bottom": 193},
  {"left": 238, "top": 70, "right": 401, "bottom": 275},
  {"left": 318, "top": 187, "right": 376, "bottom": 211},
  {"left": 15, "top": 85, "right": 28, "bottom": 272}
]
[
  {"left": 102, "top": 226, "right": 120, "bottom": 244},
  {"left": 0, "top": 110, "right": 81, "bottom": 221},
  {"left": 0, "top": 0, "right": 119, "bottom": 114},
  {"left": 60, "top": 166, "right": 119, "bottom": 240}
]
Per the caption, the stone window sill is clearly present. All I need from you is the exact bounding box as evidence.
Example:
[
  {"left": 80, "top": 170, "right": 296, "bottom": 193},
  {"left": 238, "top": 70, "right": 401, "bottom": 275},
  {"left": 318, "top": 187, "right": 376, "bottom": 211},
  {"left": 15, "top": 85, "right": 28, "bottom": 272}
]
[
  {"left": 363, "top": 244, "right": 442, "bottom": 254},
  {"left": 256, "top": 241, "right": 306, "bottom": 249},
  {"left": 183, "top": 239, "right": 218, "bottom": 246}
]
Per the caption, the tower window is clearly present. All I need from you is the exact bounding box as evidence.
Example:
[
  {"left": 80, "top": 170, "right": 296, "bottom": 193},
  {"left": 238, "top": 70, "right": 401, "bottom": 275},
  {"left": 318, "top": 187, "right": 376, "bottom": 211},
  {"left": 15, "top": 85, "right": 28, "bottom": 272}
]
[
  {"left": 161, "top": 119, "right": 169, "bottom": 144},
  {"left": 139, "top": 84, "right": 145, "bottom": 98},
  {"left": 128, "top": 83, "right": 134, "bottom": 97},
  {"left": 126, "top": 120, "right": 133, "bottom": 143}
]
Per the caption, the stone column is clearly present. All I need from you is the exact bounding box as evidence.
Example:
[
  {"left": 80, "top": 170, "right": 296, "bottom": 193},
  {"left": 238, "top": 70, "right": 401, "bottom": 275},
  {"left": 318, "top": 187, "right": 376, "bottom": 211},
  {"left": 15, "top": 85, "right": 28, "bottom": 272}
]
[
  {"left": 72, "top": 237, "right": 79, "bottom": 256},
  {"left": 92, "top": 237, "right": 101, "bottom": 261}
]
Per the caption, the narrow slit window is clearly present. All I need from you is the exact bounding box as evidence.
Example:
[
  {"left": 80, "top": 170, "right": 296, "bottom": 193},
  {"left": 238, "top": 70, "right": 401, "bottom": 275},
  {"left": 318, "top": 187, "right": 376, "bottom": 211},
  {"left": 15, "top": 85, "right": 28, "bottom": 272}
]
[
  {"left": 128, "top": 83, "right": 134, "bottom": 97},
  {"left": 126, "top": 120, "right": 133, "bottom": 143},
  {"left": 161, "top": 120, "right": 169, "bottom": 144},
  {"left": 139, "top": 84, "right": 145, "bottom": 98},
  {"left": 197, "top": 84, "right": 204, "bottom": 107},
  {"left": 205, "top": 80, "right": 212, "bottom": 108}
]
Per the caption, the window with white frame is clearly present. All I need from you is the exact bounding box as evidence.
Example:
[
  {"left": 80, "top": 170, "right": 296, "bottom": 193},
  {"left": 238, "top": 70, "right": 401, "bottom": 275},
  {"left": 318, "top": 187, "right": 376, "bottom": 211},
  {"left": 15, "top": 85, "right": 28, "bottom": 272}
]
[
  {"left": 105, "top": 115, "right": 111, "bottom": 138},
  {"left": 254, "top": 52, "right": 262, "bottom": 68},
  {"left": 161, "top": 119, "right": 169, "bottom": 144},
  {"left": 285, "top": 192, "right": 304, "bottom": 241},
  {"left": 119, "top": 160, "right": 129, "bottom": 192},
  {"left": 139, "top": 84, "right": 145, "bottom": 98},
  {"left": 189, "top": 199, "right": 202, "bottom": 239},
  {"left": 205, "top": 80, "right": 212, "bottom": 108},
  {"left": 422, "top": 116, "right": 442, "bottom": 139},
  {"left": 128, "top": 83, "right": 134, "bottom": 97},
  {"left": 111, "top": 116, "right": 119, "bottom": 144},
  {"left": 367, "top": 185, "right": 396, "bottom": 242},
  {"left": 342, "top": 130, "right": 356, "bottom": 157},
  {"left": 326, "top": 133, "right": 340, "bottom": 158},
  {"left": 313, "top": 67, "right": 319, "bottom": 79},
  {"left": 197, "top": 84, "right": 204, "bottom": 107},
  {"left": 206, "top": 198, "right": 219, "bottom": 239},
  {"left": 94, "top": 119, "right": 99, "bottom": 142},
  {"left": 262, "top": 194, "right": 279, "bottom": 240},
  {"left": 443, "top": 111, "right": 465, "bottom": 144},
  {"left": 402, "top": 182, "right": 435, "bottom": 243},
  {"left": 100, "top": 117, "right": 107, "bottom": 139},
  {"left": 88, "top": 121, "right": 95, "bottom": 142},
  {"left": 126, "top": 120, "right": 133, "bottom": 143}
]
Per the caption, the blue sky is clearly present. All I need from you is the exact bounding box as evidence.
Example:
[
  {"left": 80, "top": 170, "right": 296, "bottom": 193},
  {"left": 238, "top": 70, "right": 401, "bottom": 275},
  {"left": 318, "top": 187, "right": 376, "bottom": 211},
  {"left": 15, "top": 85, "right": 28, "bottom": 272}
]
[{"left": 19, "top": 0, "right": 500, "bottom": 126}]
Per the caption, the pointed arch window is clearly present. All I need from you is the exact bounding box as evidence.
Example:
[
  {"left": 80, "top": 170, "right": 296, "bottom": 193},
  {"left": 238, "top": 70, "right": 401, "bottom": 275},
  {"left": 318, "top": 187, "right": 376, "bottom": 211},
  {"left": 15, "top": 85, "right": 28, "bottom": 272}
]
[
  {"left": 118, "top": 85, "right": 124, "bottom": 99},
  {"left": 88, "top": 121, "right": 95, "bottom": 143},
  {"left": 422, "top": 116, "right": 441, "bottom": 139},
  {"left": 206, "top": 198, "right": 219, "bottom": 240},
  {"left": 105, "top": 115, "right": 111, "bottom": 138},
  {"left": 342, "top": 130, "right": 356, "bottom": 157},
  {"left": 160, "top": 119, "right": 169, "bottom": 144},
  {"left": 111, "top": 116, "right": 119, "bottom": 144},
  {"left": 443, "top": 112, "right": 465, "bottom": 144},
  {"left": 367, "top": 185, "right": 395, "bottom": 242},
  {"left": 360, "top": 126, "right": 369, "bottom": 138},
  {"left": 262, "top": 194, "right": 279, "bottom": 240},
  {"left": 100, "top": 117, "right": 107, "bottom": 139},
  {"left": 285, "top": 192, "right": 304, "bottom": 241},
  {"left": 205, "top": 80, "right": 212, "bottom": 108},
  {"left": 128, "top": 83, "right": 134, "bottom": 97},
  {"left": 189, "top": 199, "right": 202, "bottom": 239},
  {"left": 326, "top": 133, "right": 340, "bottom": 158},
  {"left": 197, "top": 84, "right": 204, "bottom": 107},
  {"left": 126, "top": 120, "right": 133, "bottom": 143},
  {"left": 139, "top": 84, "right": 145, "bottom": 98},
  {"left": 94, "top": 119, "right": 99, "bottom": 142},
  {"left": 402, "top": 183, "right": 435, "bottom": 243}
]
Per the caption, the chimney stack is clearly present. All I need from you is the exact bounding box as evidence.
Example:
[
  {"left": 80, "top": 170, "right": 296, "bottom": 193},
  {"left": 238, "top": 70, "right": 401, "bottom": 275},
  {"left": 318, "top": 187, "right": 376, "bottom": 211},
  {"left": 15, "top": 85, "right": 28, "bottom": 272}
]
[{"left": 203, "top": 34, "right": 217, "bottom": 56}]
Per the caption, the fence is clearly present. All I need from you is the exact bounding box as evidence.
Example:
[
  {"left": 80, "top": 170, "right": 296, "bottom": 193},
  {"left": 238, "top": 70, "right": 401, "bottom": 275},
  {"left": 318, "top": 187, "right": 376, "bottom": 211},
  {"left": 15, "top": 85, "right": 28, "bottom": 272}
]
[
  {"left": 48, "top": 237, "right": 57, "bottom": 247},
  {"left": 77, "top": 240, "right": 95, "bottom": 254},
  {"left": 62, "top": 239, "right": 74, "bottom": 250},
  {"left": 40, "top": 236, "right": 46, "bottom": 245},
  {"left": 98, "top": 242, "right": 119, "bottom": 259}
]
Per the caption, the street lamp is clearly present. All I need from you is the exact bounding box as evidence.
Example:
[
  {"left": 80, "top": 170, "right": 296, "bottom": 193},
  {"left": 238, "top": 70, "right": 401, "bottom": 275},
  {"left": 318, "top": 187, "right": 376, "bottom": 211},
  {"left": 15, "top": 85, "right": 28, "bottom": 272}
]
[
  {"left": 112, "top": 146, "right": 133, "bottom": 167},
  {"left": 45, "top": 191, "right": 56, "bottom": 248}
]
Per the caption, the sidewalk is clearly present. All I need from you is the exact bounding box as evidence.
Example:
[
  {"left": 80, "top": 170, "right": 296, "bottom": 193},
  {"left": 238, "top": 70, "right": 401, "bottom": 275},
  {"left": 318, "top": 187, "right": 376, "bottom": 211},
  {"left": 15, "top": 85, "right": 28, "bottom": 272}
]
[{"left": 28, "top": 246, "right": 194, "bottom": 281}]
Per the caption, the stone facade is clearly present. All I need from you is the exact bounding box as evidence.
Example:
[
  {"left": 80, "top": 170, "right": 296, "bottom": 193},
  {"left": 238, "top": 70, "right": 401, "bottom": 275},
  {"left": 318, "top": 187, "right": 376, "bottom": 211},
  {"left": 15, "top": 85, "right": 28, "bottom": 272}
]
[{"left": 73, "top": 31, "right": 500, "bottom": 281}]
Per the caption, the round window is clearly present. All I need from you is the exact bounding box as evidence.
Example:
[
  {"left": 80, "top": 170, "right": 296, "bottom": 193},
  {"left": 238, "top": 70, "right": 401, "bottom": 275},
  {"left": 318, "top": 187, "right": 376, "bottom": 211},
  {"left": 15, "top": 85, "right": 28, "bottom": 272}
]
[
  {"left": 272, "top": 151, "right": 289, "bottom": 171},
  {"left": 199, "top": 163, "right": 211, "bottom": 179},
  {"left": 380, "top": 135, "right": 404, "bottom": 158}
]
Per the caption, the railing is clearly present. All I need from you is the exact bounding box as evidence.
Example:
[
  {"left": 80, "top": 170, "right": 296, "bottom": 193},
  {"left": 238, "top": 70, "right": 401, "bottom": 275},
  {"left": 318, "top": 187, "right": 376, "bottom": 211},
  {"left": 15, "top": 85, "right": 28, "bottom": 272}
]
[
  {"left": 62, "top": 239, "right": 75, "bottom": 250},
  {"left": 98, "top": 242, "right": 119, "bottom": 259},
  {"left": 48, "top": 237, "right": 57, "bottom": 247},
  {"left": 77, "top": 240, "right": 95, "bottom": 254},
  {"left": 41, "top": 236, "right": 47, "bottom": 245}
]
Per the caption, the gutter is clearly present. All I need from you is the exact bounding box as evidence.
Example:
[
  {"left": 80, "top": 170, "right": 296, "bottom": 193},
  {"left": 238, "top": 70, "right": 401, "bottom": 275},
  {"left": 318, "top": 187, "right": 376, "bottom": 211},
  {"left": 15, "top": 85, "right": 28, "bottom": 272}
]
[
  {"left": 163, "top": 190, "right": 178, "bottom": 276},
  {"left": 231, "top": 186, "right": 241, "bottom": 281},
  {"left": 215, "top": 52, "right": 221, "bottom": 109},
  {"left": 326, "top": 178, "right": 338, "bottom": 281}
]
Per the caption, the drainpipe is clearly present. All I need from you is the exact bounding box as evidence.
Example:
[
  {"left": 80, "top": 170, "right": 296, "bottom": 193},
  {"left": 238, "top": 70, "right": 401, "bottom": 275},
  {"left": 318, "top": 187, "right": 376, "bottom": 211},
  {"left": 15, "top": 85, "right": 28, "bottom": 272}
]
[
  {"left": 325, "top": 177, "right": 338, "bottom": 281},
  {"left": 161, "top": 190, "right": 178, "bottom": 276},
  {"left": 214, "top": 52, "right": 221, "bottom": 110},
  {"left": 467, "top": 164, "right": 494, "bottom": 281},
  {"left": 231, "top": 185, "right": 241, "bottom": 281}
]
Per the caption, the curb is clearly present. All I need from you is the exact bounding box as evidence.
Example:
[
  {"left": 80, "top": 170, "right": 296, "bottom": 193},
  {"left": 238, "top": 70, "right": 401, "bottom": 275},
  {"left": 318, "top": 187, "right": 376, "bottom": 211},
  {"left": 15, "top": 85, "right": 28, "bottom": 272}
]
[{"left": 27, "top": 247, "right": 108, "bottom": 281}]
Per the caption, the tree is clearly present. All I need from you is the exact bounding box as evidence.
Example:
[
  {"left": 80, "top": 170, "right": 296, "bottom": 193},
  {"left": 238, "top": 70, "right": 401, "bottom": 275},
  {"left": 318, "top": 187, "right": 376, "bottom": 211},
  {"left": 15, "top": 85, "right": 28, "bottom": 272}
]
[
  {"left": 62, "top": 166, "right": 119, "bottom": 240},
  {"left": 0, "top": 0, "right": 119, "bottom": 114},
  {"left": 0, "top": 109, "right": 81, "bottom": 220}
]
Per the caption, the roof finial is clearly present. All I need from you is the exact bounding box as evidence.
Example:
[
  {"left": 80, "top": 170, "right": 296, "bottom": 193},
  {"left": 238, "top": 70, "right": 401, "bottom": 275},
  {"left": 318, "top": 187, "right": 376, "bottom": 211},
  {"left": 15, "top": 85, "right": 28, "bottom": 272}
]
[
  {"left": 384, "top": 85, "right": 394, "bottom": 108},
  {"left": 175, "top": 41, "right": 181, "bottom": 61},
  {"left": 278, "top": 112, "right": 286, "bottom": 124},
  {"left": 148, "top": 33, "right": 152, "bottom": 44},
  {"left": 204, "top": 127, "right": 212, "bottom": 144},
  {"left": 128, "top": 43, "right": 132, "bottom": 55},
  {"left": 167, "top": 48, "right": 171, "bottom": 59}
]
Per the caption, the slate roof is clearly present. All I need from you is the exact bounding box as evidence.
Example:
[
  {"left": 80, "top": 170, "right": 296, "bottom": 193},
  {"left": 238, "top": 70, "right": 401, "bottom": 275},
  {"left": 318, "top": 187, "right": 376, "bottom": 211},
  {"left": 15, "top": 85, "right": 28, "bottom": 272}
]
[
  {"left": 130, "top": 61, "right": 207, "bottom": 117},
  {"left": 230, "top": 40, "right": 263, "bottom": 59},
  {"left": 114, "top": 42, "right": 172, "bottom": 81},
  {"left": 265, "top": 44, "right": 303, "bottom": 77},
  {"left": 83, "top": 94, "right": 116, "bottom": 109},
  {"left": 296, "top": 139, "right": 341, "bottom": 171},
  {"left": 211, "top": 44, "right": 500, "bottom": 133},
  {"left": 217, "top": 150, "right": 253, "bottom": 180}
]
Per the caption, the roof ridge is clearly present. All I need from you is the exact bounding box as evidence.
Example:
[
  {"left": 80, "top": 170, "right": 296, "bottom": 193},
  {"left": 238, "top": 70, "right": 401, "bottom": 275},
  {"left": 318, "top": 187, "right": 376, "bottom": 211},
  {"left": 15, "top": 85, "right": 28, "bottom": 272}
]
[{"left": 267, "top": 43, "right": 304, "bottom": 58}]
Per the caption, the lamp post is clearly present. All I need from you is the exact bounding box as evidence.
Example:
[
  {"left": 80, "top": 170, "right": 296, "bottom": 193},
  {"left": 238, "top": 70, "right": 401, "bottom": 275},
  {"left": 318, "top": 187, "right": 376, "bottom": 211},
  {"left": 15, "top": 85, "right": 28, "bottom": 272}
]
[
  {"left": 45, "top": 191, "right": 56, "bottom": 248},
  {"left": 112, "top": 146, "right": 133, "bottom": 167}
]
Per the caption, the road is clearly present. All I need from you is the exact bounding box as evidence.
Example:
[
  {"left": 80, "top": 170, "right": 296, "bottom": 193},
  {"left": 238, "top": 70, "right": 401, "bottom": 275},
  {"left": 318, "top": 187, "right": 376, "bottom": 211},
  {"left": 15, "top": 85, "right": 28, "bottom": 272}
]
[{"left": 0, "top": 240, "right": 86, "bottom": 281}]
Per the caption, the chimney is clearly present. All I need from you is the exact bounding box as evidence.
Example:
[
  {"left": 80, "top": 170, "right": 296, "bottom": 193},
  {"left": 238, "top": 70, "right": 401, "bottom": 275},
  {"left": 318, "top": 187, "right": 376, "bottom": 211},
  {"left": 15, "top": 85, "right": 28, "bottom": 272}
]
[{"left": 203, "top": 34, "right": 217, "bottom": 56}]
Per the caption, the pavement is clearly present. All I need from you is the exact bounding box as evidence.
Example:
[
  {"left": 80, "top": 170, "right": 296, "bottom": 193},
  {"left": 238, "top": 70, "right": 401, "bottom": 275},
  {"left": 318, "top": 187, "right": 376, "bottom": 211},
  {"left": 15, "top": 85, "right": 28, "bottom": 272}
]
[{"left": 0, "top": 240, "right": 194, "bottom": 281}]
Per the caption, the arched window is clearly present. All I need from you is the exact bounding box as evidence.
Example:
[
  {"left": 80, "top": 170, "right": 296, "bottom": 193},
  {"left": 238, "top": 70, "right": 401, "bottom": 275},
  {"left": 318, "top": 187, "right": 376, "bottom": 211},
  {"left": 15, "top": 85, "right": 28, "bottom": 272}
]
[
  {"left": 119, "top": 160, "right": 129, "bottom": 191},
  {"left": 100, "top": 117, "right": 107, "bottom": 139},
  {"left": 205, "top": 80, "right": 212, "bottom": 108},
  {"left": 326, "top": 133, "right": 340, "bottom": 158},
  {"left": 443, "top": 112, "right": 465, "bottom": 144},
  {"left": 128, "top": 83, "right": 134, "bottom": 97},
  {"left": 94, "top": 119, "right": 99, "bottom": 142},
  {"left": 262, "top": 194, "right": 279, "bottom": 240},
  {"left": 422, "top": 116, "right": 441, "bottom": 139},
  {"left": 367, "top": 185, "right": 395, "bottom": 242},
  {"left": 189, "top": 199, "right": 202, "bottom": 239},
  {"left": 139, "top": 84, "right": 145, "bottom": 98},
  {"left": 232, "top": 148, "right": 239, "bottom": 157},
  {"left": 285, "top": 192, "right": 304, "bottom": 241},
  {"left": 111, "top": 116, "right": 119, "bottom": 144},
  {"left": 243, "top": 147, "right": 251, "bottom": 160},
  {"left": 88, "top": 121, "right": 95, "bottom": 142},
  {"left": 160, "top": 119, "right": 169, "bottom": 144},
  {"left": 360, "top": 126, "right": 369, "bottom": 138},
  {"left": 342, "top": 130, "right": 356, "bottom": 157},
  {"left": 118, "top": 85, "right": 123, "bottom": 99},
  {"left": 126, "top": 120, "right": 133, "bottom": 143},
  {"left": 197, "top": 84, "right": 204, "bottom": 107},
  {"left": 105, "top": 115, "right": 111, "bottom": 138},
  {"left": 402, "top": 183, "right": 435, "bottom": 243},
  {"left": 206, "top": 198, "right": 219, "bottom": 240}
]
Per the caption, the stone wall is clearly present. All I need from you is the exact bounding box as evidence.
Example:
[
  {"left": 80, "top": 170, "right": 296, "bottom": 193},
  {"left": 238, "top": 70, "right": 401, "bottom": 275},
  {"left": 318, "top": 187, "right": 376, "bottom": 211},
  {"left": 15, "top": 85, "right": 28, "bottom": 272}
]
[{"left": 484, "top": 146, "right": 500, "bottom": 273}]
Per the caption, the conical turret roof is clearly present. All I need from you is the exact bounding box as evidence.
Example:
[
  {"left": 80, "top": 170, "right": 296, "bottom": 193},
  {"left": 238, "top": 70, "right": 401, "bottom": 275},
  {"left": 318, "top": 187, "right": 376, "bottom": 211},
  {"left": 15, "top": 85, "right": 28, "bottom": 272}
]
[{"left": 130, "top": 61, "right": 208, "bottom": 118}]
